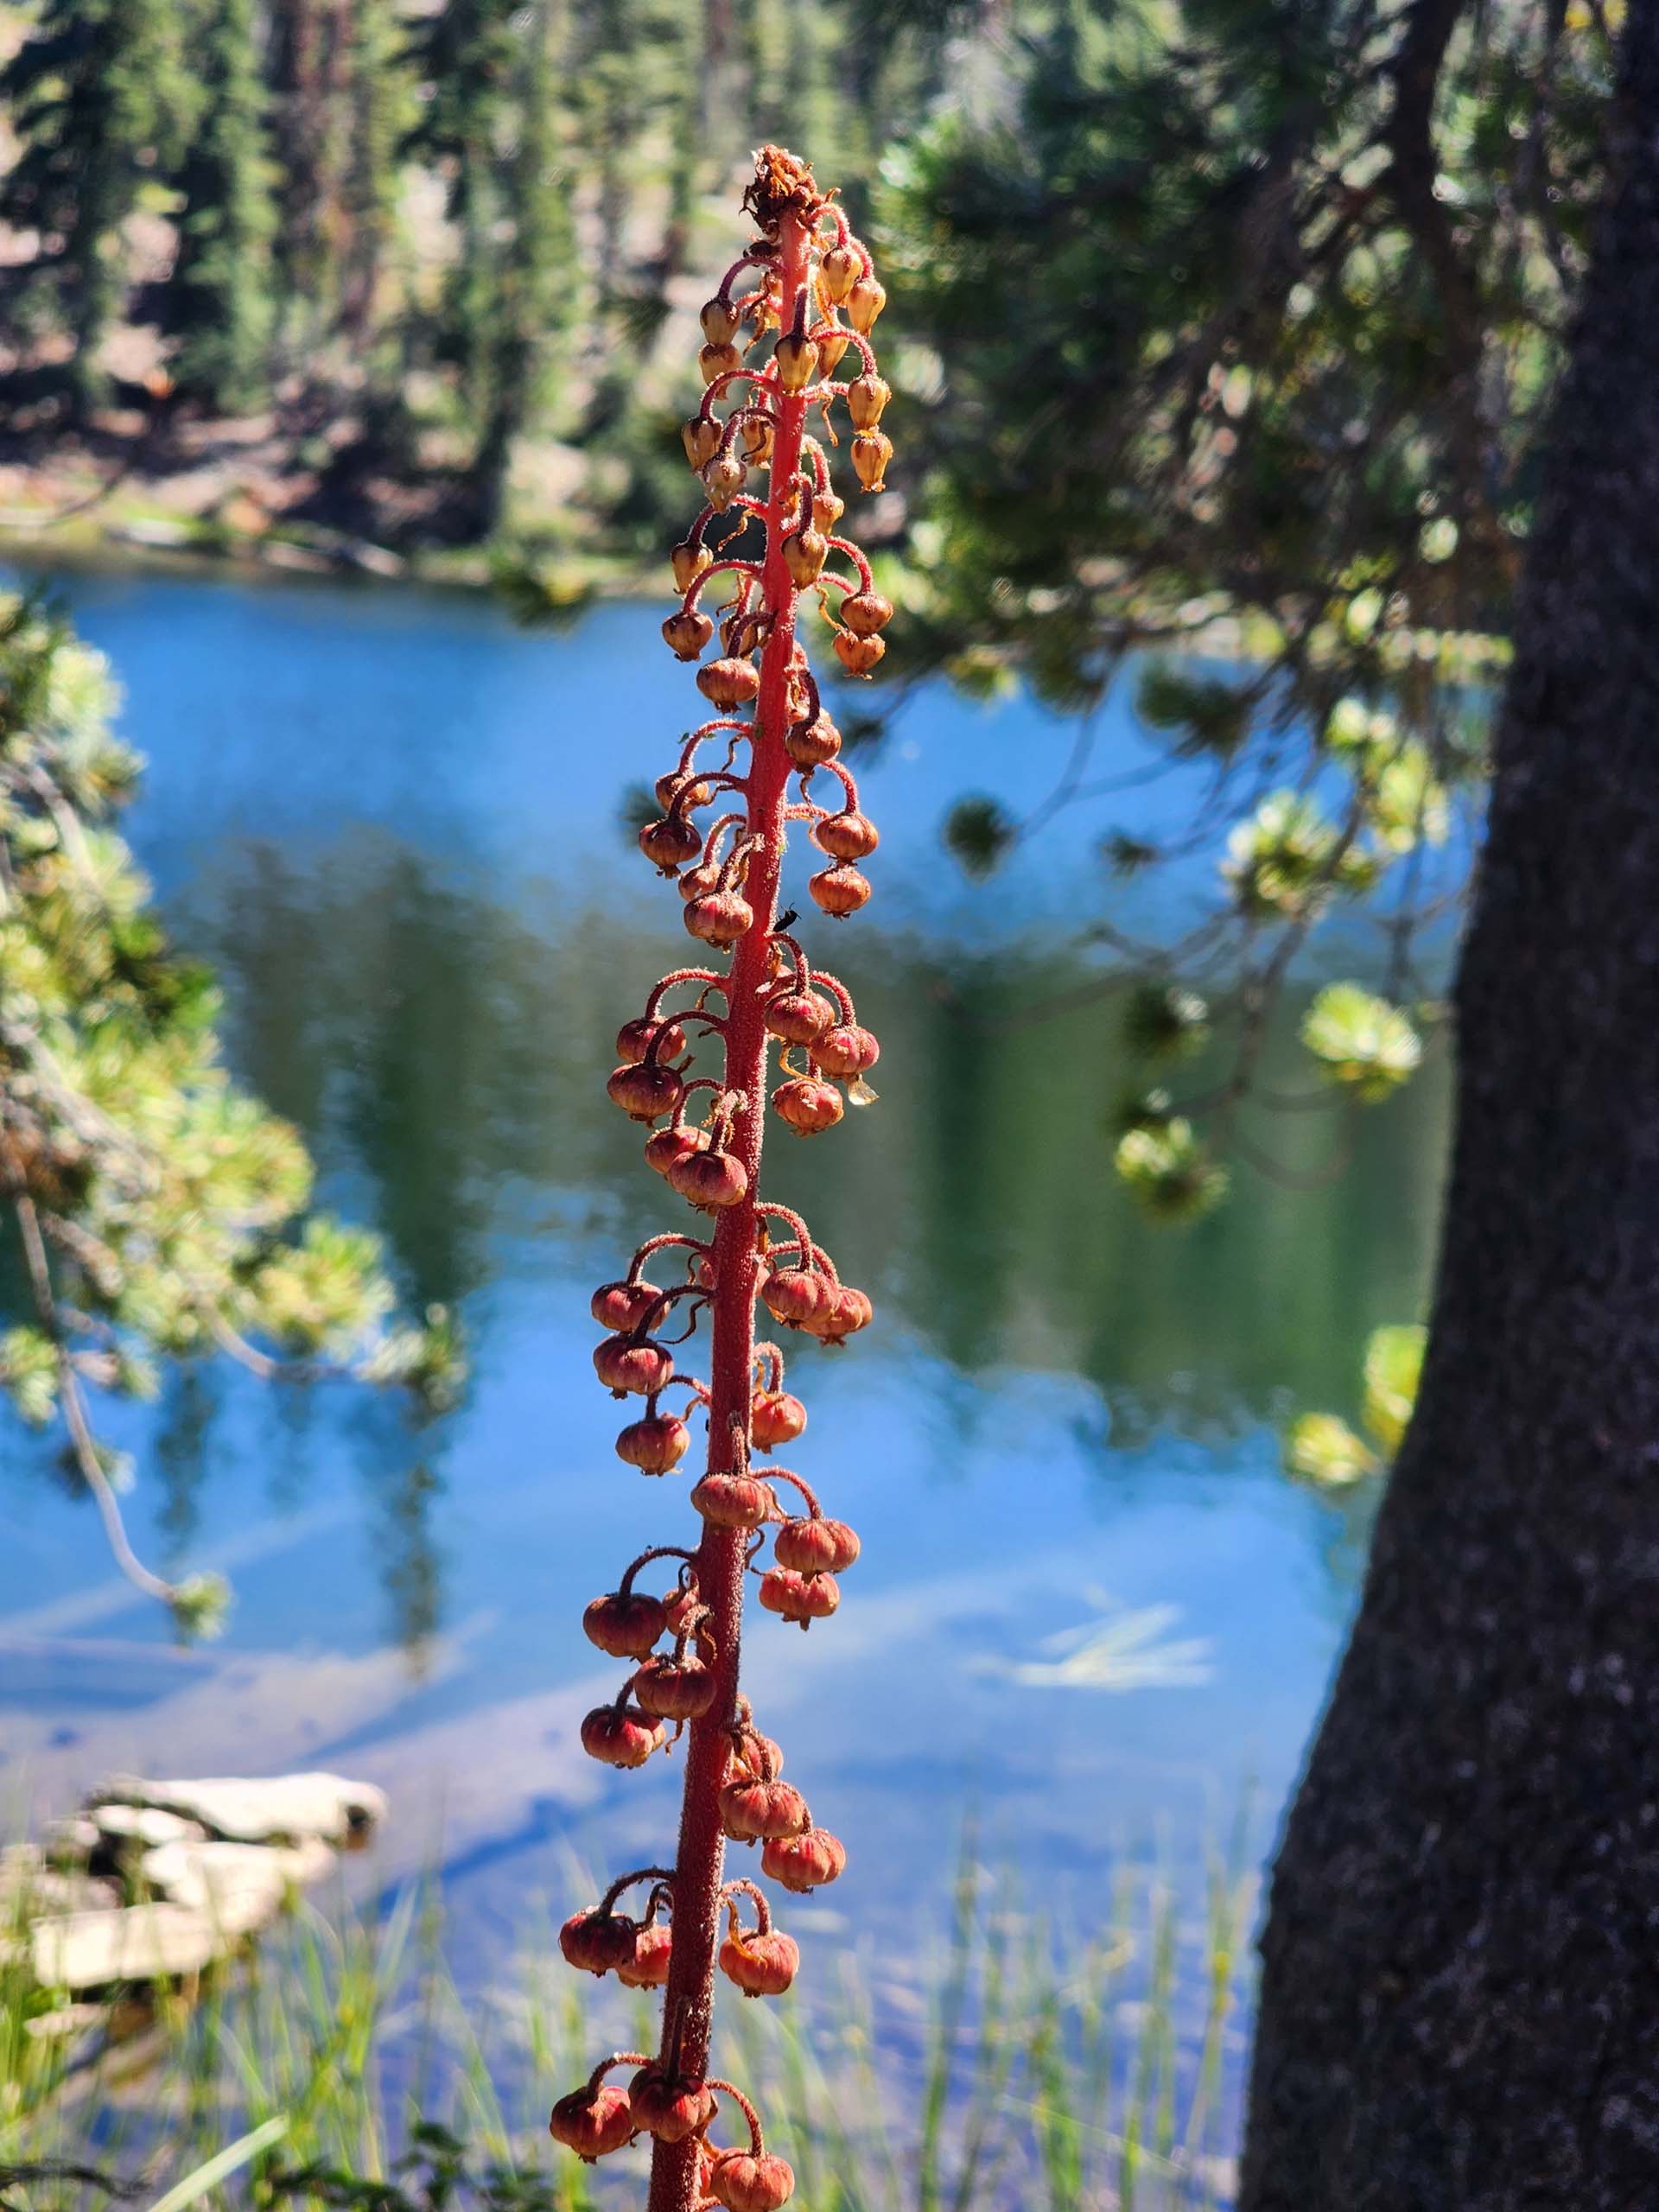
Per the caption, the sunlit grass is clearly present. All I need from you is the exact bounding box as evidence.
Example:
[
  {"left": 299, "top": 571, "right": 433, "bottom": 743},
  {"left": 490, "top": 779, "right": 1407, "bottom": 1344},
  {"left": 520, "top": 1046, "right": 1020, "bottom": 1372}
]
[{"left": 2, "top": 1826, "right": 1255, "bottom": 2212}]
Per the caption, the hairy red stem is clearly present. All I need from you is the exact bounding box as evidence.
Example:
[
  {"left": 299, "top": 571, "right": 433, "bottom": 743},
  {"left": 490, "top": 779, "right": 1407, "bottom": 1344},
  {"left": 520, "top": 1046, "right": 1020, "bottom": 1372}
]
[{"left": 645, "top": 200, "right": 814, "bottom": 2212}]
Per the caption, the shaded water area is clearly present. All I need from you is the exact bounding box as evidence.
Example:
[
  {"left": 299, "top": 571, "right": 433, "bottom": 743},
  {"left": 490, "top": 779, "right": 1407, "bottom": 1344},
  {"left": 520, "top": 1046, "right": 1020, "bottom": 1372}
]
[{"left": 0, "top": 570, "right": 1453, "bottom": 2166}]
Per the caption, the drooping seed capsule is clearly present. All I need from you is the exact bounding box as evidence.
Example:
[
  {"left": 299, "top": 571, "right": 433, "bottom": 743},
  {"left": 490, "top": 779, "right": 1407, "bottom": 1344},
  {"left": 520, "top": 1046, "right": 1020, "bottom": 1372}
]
[
  {"left": 719, "top": 1926, "right": 800, "bottom": 1998},
  {"left": 742, "top": 415, "right": 774, "bottom": 465},
  {"left": 619, "top": 1921, "right": 673, "bottom": 1988},
  {"left": 644, "top": 1123, "right": 708, "bottom": 1178},
  {"left": 846, "top": 373, "right": 890, "bottom": 429},
  {"left": 616, "top": 1016, "right": 686, "bottom": 1065},
  {"left": 655, "top": 771, "right": 715, "bottom": 813},
  {"left": 711, "top": 2152, "right": 797, "bottom": 2212},
  {"left": 773, "top": 333, "right": 820, "bottom": 394},
  {"left": 846, "top": 275, "right": 886, "bottom": 333},
  {"left": 669, "top": 1147, "right": 749, "bottom": 1211},
  {"left": 809, "top": 1284, "right": 874, "bottom": 1345},
  {"left": 662, "top": 609, "right": 715, "bottom": 660},
  {"left": 782, "top": 529, "right": 829, "bottom": 588},
  {"left": 761, "top": 1267, "right": 830, "bottom": 1331},
  {"left": 628, "top": 2066, "right": 716, "bottom": 2145},
  {"left": 725, "top": 1729, "right": 785, "bottom": 1783},
  {"left": 549, "top": 2083, "right": 634, "bottom": 2162},
  {"left": 616, "top": 1409, "right": 690, "bottom": 1473},
  {"left": 671, "top": 538, "right": 712, "bottom": 591},
  {"left": 851, "top": 431, "right": 893, "bottom": 492},
  {"left": 683, "top": 416, "right": 721, "bottom": 469},
  {"left": 817, "top": 327, "right": 850, "bottom": 375},
  {"left": 635, "top": 1649, "right": 718, "bottom": 1722},
  {"left": 810, "top": 864, "right": 872, "bottom": 917},
  {"left": 720, "top": 1775, "right": 809, "bottom": 1841},
  {"left": 840, "top": 591, "right": 893, "bottom": 637},
  {"left": 751, "top": 1387, "right": 807, "bottom": 1450},
  {"left": 607, "top": 1059, "right": 684, "bottom": 1123},
  {"left": 760, "top": 1567, "right": 841, "bottom": 1629},
  {"left": 702, "top": 451, "right": 747, "bottom": 511},
  {"left": 640, "top": 814, "right": 708, "bottom": 875},
  {"left": 560, "top": 1906, "right": 639, "bottom": 1976},
  {"left": 583, "top": 1587, "right": 669, "bottom": 1658},
  {"left": 701, "top": 297, "right": 740, "bottom": 345},
  {"left": 772, "top": 1076, "right": 843, "bottom": 1136},
  {"left": 812, "top": 810, "right": 879, "bottom": 861},
  {"left": 765, "top": 988, "right": 833, "bottom": 1043},
  {"left": 683, "top": 888, "right": 755, "bottom": 948},
  {"left": 810, "top": 1023, "right": 880, "bottom": 1078},
  {"left": 691, "top": 1471, "right": 776, "bottom": 1529},
  {"left": 784, "top": 712, "right": 841, "bottom": 768},
  {"left": 697, "top": 657, "right": 762, "bottom": 709},
  {"left": 581, "top": 1702, "right": 664, "bottom": 1767},
  {"left": 820, "top": 244, "right": 860, "bottom": 302},
  {"left": 590, "top": 1276, "right": 663, "bottom": 1331},
  {"left": 761, "top": 1826, "right": 847, "bottom": 1891},
  {"left": 834, "top": 631, "right": 886, "bottom": 677},
  {"left": 775, "top": 1516, "right": 861, "bottom": 1575},
  {"left": 812, "top": 488, "right": 845, "bottom": 534},
  {"left": 700, "top": 340, "right": 741, "bottom": 385},
  {"left": 593, "top": 1334, "right": 675, "bottom": 1396}
]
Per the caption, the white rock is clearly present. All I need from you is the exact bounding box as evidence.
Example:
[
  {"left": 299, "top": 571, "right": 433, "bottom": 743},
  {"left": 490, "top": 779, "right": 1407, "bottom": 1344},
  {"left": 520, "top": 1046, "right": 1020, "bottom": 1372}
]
[
  {"left": 31, "top": 1904, "right": 222, "bottom": 1992},
  {"left": 140, "top": 1837, "right": 335, "bottom": 1936},
  {"left": 88, "top": 1804, "right": 205, "bottom": 1850},
  {"left": 97, "top": 1772, "right": 388, "bottom": 1847}
]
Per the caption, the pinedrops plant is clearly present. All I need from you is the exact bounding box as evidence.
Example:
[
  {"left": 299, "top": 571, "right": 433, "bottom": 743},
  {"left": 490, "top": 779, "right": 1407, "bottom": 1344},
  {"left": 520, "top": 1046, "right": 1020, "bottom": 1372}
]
[{"left": 547, "top": 147, "right": 890, "bottom": 2212}]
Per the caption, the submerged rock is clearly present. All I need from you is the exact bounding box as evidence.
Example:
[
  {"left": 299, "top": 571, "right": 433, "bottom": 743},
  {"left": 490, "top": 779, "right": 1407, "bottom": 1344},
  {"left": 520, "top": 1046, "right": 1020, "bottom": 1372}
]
[{"left": 93, "top": 1771, "right": 388, "bottom": 1847}]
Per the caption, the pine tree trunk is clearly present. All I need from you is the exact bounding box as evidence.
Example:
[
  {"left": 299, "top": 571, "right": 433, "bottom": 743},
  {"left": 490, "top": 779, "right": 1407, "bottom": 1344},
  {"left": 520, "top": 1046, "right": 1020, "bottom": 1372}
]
[{"left": 1238, "top": 7, "right": 1659, "bottom": 2204}]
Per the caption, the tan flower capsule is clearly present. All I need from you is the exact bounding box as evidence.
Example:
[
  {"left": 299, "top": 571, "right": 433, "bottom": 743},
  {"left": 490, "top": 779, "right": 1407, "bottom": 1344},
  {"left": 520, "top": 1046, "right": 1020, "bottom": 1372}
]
[
  {"left": 773, "top": 333, "right": 819, "bottom": 394},
  {"left": 846, "top": 276, "right": 886, "bottom": 333},
  {"left": 811, "top": 489, "right": 845, "bottom": 533},
  {"left": 784, "top": 712, "right": 841, "bottom": 767},
  {"left": 741, "top": 415, "right": 775, "bottom": 466},
  {"left": 834, "top": 630, "right": 886, "bottom": 677},
  {"left": 702, "top": 452, "right": 747, "bottom": 511},
  {"left": 810, "top": 863, "right": 872, "bottom": 917},
  {"left": 851, "top": 432, "right": 893, "bottom": 493},
  {"left": 840, "top": 590, "right": 893, "bottom": 637},
  {"left": 817, "top": 327, "right": 850, "bottom": 375},
  {"left": 846, "top": 373, "right": 890, "bottom": 430},
  {"left": 697, "top": 657, "right": 761, "bottom": 708},
  {"left": 782, "top": 529, "right": 828, "bottom": 588},
  {"left": 700, "top": 340, "right": 741, "bottom": 385},
  {"left": 662, "top": 609, "right": 714, "bottom": 661},
  {"left": 683, "top": 416, "right": 721, "bottom": 468},
  {"left": 701, "top": 297, "right": 740, "bottom": 345},
  {"left": 819, "top": 244, "right": 860, "bottom": 303},
  {"left": 671, "top": 539, "right": 711, "bottom": 592}
]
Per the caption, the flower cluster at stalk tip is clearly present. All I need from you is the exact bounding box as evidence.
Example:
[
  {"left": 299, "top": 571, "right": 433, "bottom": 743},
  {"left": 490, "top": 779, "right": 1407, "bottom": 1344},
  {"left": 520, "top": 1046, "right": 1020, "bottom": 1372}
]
[{"left": 549, "top": 146, "right": 890, "bottom": 2212}]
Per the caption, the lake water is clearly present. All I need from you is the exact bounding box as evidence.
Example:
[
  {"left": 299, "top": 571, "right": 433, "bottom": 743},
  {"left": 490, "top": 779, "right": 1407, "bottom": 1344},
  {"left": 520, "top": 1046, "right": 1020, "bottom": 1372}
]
[{"left": 0, "top": 567, "right": 1452, "bottom": 2157}]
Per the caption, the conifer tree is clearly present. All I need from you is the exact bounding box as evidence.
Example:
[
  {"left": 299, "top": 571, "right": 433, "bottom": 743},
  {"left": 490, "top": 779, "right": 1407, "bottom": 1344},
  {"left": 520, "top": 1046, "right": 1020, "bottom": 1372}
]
[
  {"left": 0, "top": 594, "right": 461, "bottom": 1635},
  {"left": 0, "top": 0, "right": 191, "bottom": 415},
  {"left": 167, "top": 0, "right": 278, "bottom": 411}
]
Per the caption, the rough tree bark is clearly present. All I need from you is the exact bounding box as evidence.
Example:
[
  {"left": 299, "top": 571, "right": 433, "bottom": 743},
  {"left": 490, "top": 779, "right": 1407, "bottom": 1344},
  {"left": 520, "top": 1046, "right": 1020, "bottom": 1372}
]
[{"left": 1239, "top": 5, "right": 1659, "bottom": 2204}]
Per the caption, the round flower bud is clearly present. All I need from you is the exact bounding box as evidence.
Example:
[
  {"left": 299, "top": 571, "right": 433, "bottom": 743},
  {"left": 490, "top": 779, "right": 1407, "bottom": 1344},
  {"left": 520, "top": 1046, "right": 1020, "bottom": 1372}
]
[
  {"left": 765, "top": 988, "right": 833, "bottom": 1044},
  {"left": 618, "top": 1922, "right": 672, "bottom": 1988},
  {"left": 760, "top": 1567, "right": 841, "bottom": 1629},
  {"left": 691, "top": 1471, "right": 776, "bottom": 1529},
  {"left": 701, "top": 297, "right": 739, "bottom": 345},
  {"left": 580, "top": 1704, "right": 664, "bottom": 1768},
  {"left": 810, "top": 1023, "right": 880, "bottom": 1078},
  {"left": 700, "top": 341, "right": 741, "bottom": 386},
  {"left": 583, "top": 1587, "right": 668, "bottom": 1658},
  {"left": 628, "top": 2066, "right": 715, "bottom": 2145},
  {"left": 819, "top": 245, "right": 860, "bottom": 302},
  {"left": 810, "top": 864, "right": 872, "bottom": 918},
  {"left": 851, "top": 432, "right": 893, "bottom": 492},
  {"left": 671, "top": 538, "right": 712, "bottom": 591},
  {"left": 683, "top": 416, "right": 721, "bottom": 469},
  {"left": 683, "top": 888, "right": 754, "bottom": 947},
  {"left": 702, "top": 452, "right": 747, "bottom": 511},
  {"left": 760, "top": 1827, "right": 847, "bottom": 1892},
  {"left": 615, "top": 1409, "right": 690, "bottom": 1473},
  {"left": 549, "top": 2083, "right": 633, "bottom": 2162},
  {"left": 668, "top": 1147, "right": 749, "bottom": 1211},
  {"left": 590, "top": 1275, "right": 662, "bottom": 1331},
  {"left": 719, "top": 1927, "right": 800, "bottom": 1999},
  {"left": 812, "top": 810, "right": 879, "bottom": 861},
  {"left": 616, "top": 1017, "right": 686, "bottom": 1065},
  {"left": 607, "top": 1059, "right": 683, "bottom": 1123},
  {"left": 751, "top": 1388, "right": 807, "bottom": 1450},
  {"left": 711, "top": 2153, "right": 796, "bottom": 2212},
  {"left": 840, "top": 591, "right": 893, "bottom": 638},
  {"left": 782, "top": 530, "right": 829, "bottom": 588},
  {"left": 846, "top": 373, "right": 890, "bottom": 429},
  {"left": 846, "top": 276, "right": 886, "bottom": 333},
  {"left": 773, "top": 333, "right": 820, "bottom": 395},
  {"left": 697, "top": 658, "right": 761, "bottom": 709},
  {"left": 662, "top": 609, "right": 714, "bottom": 661},
  {"left": 593, "top": 1334, "right": 675, "bottom": 1396},
  {"left": 720, "top": 1775, "right": 809, "bottom": 1841},
  {"left": 644, "top": 1123, "right": 707, "bottom": 1179},
  {"left": 784, "top": 713, "right": 842, "bottom": 768},
  {"left": 635, "top": 1649, "right": 718, "bottom": 1722},
  {"left": 774, "top": 1516, "right": 861, "bottom": 1576},
  {"left": 559, "top": 1906, "right": 639, "bottom": 1976},
  {"left": 834, "top": 631, "right": 886, "bottom": 677},
  {"left": 772, "top": 1076, "right": 843, "bottom": 1136}
]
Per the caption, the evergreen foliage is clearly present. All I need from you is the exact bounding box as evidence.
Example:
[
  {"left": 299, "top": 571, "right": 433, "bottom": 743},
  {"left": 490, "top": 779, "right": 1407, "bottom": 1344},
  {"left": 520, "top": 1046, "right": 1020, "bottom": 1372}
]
[{"left": 0, "top": 594, "right": 462, "bottom": 1631}]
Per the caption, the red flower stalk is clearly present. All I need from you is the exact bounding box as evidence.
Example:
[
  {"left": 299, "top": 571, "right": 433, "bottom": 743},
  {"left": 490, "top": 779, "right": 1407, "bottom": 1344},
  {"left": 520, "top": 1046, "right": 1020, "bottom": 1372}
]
[{"left": 550, "top": 147, "right": 887, "bottom": 2212}]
